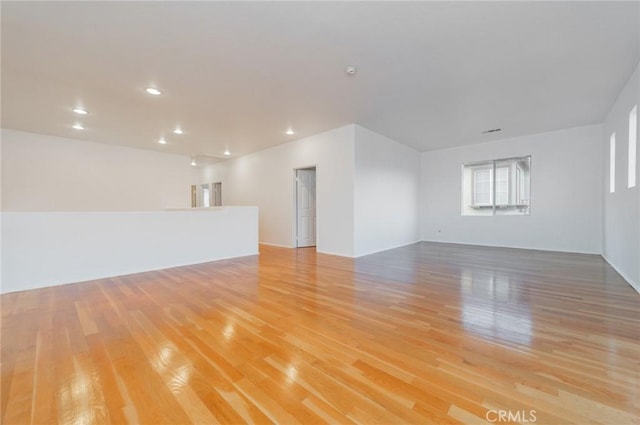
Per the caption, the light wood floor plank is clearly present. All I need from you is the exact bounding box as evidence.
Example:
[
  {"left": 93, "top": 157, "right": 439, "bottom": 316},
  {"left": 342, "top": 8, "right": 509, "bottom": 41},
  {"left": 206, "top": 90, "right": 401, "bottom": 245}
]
[{"left": 1, "top": 242, "right": 638, "bottom": 424}]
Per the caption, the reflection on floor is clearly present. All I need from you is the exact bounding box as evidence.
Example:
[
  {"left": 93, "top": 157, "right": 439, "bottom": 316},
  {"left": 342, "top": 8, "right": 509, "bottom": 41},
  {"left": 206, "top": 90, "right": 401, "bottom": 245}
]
[{"left": 1, "top": 242, "right": 638, "bottom": 424}]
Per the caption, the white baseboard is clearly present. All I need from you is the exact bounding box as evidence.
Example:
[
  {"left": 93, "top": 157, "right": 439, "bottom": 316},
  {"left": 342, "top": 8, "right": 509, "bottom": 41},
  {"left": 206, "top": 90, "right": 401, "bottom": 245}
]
[
  {"left": 259, "top": 242, "right": 294, "bottom": 249},
  {"left": 601, "top": 254, "right": 640, "bottom": 294},
  {"left": 259, "top": 242, "right": 354, "bottom": 258},
  {"left": 420, "top": 238, "right": 600, "bottom": 255},
  {"left": 353, "top": 240, "right": 422, "bottom": 258},
  {"left": 315, "top": 249, "right": 353, "bottom": 258},
  {"left": 420, "top": 239, "right": 638, "bottom": 294},
  {"left": 0, "top": 251, "right": 260, "bottom": 295}
]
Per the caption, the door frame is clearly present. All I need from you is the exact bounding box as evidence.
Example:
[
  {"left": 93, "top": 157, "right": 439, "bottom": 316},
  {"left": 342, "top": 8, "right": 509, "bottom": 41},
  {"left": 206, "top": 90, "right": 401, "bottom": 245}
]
[
  {"left": 211, "top": 181, "right": 222, "bottom": 206},
  {"left": 293, "top": 165, "right": 317, "bottom": 248}
]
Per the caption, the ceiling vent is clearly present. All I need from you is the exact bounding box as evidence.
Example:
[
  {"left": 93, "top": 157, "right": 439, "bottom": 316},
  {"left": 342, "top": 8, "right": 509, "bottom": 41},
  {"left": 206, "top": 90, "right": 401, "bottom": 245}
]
[
  {"left": 345, "top": 65, "right": 357, "bottom": 76},
  {"left": 482, "top": 128, "right": 502, "bottom": 134}
]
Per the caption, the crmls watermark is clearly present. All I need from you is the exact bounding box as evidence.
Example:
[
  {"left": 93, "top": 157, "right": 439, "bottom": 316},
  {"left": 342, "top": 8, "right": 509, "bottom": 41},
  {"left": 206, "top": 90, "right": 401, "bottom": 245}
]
[{"left": 486, "top": 409, "right": 537, "bottom": 423}]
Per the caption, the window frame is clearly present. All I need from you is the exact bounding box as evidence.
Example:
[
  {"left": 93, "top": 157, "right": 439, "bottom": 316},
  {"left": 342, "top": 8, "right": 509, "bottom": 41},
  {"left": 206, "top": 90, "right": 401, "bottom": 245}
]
[
  {"left": 610, "top": 133, "right": 616, "bottom": 194},
  {"left": 461, "top": 155, "right": 531, "bottom": 216}
]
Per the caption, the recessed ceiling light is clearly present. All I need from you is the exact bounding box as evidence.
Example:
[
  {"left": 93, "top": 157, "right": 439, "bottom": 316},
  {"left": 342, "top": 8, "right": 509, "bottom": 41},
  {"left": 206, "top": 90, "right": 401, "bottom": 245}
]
[
  {"left": 158, "top": 138, "right": 167, "bottom": 145},
  {"left": 345, "top": 65, "right": 357, "bottom": 76},
  {"left": 191, "top": 159, "right": 197, "bottom": 166},
  {"left": 72, "top": 123, "right": 84, "bottom": 130},
  {"left": 285, "top": 129, "right": 295, "bottom": 135},
  {"left": 145, "top": 87, "right": 162, "bottom": 96},
  {"left": 72, "top": 108, "right": 88, "bottom": 115},
  {"left": 224, "top": 149, "right": 231, "bottom": 156},
  {"left": 173, "top": 128, "right": 183, "bottom": 135}
]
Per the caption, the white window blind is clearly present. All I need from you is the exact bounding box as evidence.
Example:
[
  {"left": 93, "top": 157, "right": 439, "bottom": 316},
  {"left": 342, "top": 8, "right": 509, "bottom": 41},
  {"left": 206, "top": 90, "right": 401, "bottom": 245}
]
[
  {"left": 474, "top": 169, "right": 492, "bottom": 205},
  {"left": 495, "top": 167, "right": 509, "bottom": 205}
]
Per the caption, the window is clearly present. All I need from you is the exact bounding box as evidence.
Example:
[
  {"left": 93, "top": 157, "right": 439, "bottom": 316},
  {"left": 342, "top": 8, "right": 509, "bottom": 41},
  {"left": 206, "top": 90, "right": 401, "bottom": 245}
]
[
  {"left": 629, "top": 105, "right": 637, "bottom": 188},
  {"left": 462, "top": 156, "right": 530, "bottom": 216},
  {"left": 495, "top": 167, "right": 509, "bottom": 205},
  {"left": 610, "top": 133, "right": 616, "bottom": 193},
  {"left": 473, "top": 168, "right": 492, "bottom": 205}
]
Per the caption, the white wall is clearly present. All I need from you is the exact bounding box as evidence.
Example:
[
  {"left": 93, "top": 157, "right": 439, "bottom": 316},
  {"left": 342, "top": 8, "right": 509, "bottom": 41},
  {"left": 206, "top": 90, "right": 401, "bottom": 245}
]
[
  {"left": 603, "top": 64, "right": 639, "bottom": 291},
  {"left": 421, "top": 124, "right": 603, "bottom": 254},
  {"left": 1, "top": 207, "right": 258, "bottom": 293},
  {"left": 200, "top": 125, "right": 355, "bottom": 257},
  {"left": 354, "top": 125, "right": 421, "bottom": 257},
  {"left": 1, "top": 129, "right": 196, "bottom": 211}
]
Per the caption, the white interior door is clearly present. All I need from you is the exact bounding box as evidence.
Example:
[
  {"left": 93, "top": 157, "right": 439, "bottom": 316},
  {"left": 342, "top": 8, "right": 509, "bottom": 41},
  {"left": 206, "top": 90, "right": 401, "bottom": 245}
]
[
  {"left": 296, "top": 168, "right": 316, "bottom": 247},
  {"left": 212, "top": 182, "right": 222, "bottom": 206}
]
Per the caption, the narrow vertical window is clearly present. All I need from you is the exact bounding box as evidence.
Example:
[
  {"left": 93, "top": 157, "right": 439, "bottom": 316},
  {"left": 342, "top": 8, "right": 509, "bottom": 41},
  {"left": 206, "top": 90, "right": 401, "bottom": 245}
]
[
  {"left": 610, "top": 133, "right": 616, "bottom": 193},
  {"left": 629, "top": 105, "right": 637, "bottom": 188}
]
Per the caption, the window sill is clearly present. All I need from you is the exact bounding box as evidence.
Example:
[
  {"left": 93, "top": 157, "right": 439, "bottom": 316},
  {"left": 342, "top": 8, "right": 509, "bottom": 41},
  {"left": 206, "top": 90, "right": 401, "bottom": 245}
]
[{"left": 469, "top": 204, "right": 529, "bottom": 209}]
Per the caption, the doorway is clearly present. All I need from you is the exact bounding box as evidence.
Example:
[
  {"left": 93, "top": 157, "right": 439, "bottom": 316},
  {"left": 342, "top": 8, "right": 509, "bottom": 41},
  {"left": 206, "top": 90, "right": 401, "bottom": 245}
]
[
  {"left": 212, "top": 182, "right": 222, "bottom": 206},
  {"left": 295, "top": 167, "right": 316, "bottom": 248},
  {"left": 201, "top": 184, "right": 211, "bottom": 207}
]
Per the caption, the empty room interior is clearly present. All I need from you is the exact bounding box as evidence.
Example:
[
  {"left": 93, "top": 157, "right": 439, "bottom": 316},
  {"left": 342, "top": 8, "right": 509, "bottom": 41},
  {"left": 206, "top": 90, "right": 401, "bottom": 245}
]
[{"left": 1, "top": 1, "right": 639, "bottom": 424}]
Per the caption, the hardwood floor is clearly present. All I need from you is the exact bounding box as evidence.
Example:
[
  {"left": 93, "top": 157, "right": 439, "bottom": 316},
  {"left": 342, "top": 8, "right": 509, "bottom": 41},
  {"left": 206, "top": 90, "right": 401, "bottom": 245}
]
[{"left": 1, "top": 242, "right": 638, "bottom": 424}]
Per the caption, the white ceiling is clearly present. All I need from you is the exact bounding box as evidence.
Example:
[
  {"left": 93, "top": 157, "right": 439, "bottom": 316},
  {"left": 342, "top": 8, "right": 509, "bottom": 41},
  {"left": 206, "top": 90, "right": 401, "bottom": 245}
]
[{"left": 2, "top": 1, "right": 638, "bottom": 159}]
